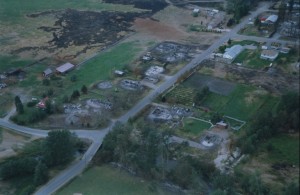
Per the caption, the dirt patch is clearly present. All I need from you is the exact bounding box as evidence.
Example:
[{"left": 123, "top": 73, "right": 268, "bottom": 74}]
[
  {"left": 133, "top": 18, "right": 186, "bottom": 41},
  {"left": 199, "top": 59, "right": 300, "bottom": 94},
  {"left": 0, "top": 130, "right": 30, "bottom": 160},
  {"left": 185, "top": 73, "right": 236, "bottom": 96}
]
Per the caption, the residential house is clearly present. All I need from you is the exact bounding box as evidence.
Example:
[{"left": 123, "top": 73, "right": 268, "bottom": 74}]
[{"left": 260, "top": 50, "right": 279, "bottom": 61}]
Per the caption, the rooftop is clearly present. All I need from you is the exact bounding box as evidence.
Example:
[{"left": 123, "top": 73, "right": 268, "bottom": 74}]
[{"left": 56, "top": 62, "right": 75, "bottom": 73}]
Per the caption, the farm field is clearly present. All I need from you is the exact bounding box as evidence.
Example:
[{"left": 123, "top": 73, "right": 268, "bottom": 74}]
[
  {"left": 56, "top": 165, "right": 171, "bottom": 195},
  {"left": 163, "top": 73, "right": 276, "bottom": 121}
]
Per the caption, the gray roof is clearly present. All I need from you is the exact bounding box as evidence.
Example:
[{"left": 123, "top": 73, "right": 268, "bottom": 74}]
[
  {"left": 266, "top": 15, "right": 278, "bottom": 23},
  {"left": 43, "top": 68, "right": 53, "bottom": 75},
  {"left": 223, "top": 45, "right": 244, "bottom": 59},
  {"left": 56, "top": 62, "right": 75, "bottom": 73}
]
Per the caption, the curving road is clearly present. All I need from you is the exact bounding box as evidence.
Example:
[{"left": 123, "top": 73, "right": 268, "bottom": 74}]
[{"left": 1, "top": 2, "right": 298, "bottom": 194}]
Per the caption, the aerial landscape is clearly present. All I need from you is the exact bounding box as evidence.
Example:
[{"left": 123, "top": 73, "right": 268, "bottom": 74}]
[{"left": 0, "top": 0, "right": 299, "bottom": 194}]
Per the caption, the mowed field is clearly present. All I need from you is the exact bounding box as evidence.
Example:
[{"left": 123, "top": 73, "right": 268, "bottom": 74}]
[{"left": 56, "top": 165, "right": 171, "bottom": 195}]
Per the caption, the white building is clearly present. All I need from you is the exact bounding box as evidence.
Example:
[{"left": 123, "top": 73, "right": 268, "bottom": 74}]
[{"left": 223, "top": 45, "right": 244, "bottom": 60}]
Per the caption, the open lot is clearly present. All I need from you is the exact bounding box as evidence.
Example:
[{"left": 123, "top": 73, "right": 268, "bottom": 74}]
[
  {"left": 56, "top": 165, "right": 171, "bottom": 195},
  {"left": 179, "top": 117, "right": 212, "bottom": 138}
]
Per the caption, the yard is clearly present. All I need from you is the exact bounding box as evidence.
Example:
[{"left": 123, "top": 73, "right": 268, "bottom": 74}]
[
  {"left": 56, "top": 165, "right": 171, "bottom": 195},
  {"left": 178, "top": 117, "right": 212, "bottom": 139},
  {"left": 233, "top": 49, "right": 270, "bottom": 69}
]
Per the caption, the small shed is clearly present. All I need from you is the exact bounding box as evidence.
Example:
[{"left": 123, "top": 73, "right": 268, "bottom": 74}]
[
  {"left": 43, "top": 68, "right": 53, "bottom": 77},
  {"left": 56, "top": 62, "right": 75, "bottom": 74},
  {"left": 193, "top": 8, "right": 200, "bottom": 14},
  {"left": 260, "top": 50, "right": 279, "bottom": 61}
]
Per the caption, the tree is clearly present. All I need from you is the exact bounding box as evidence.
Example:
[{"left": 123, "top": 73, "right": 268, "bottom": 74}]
[
  {"left": 71, "top": 90, "right": 80, "bottom": 100},
  {"left": 45, "top": 100, "right": 53, "bottom": 114},
  {"left": 15, "top": 96, "right": 24, "bottom": 114},
  {"left": 81, "top": 85, "right": 88, "bottom": 94},
  {"left": 211, "top": 112, "right": 222, "bottom": 124},
  {"left": 194, "top": 86, "right": 210, "bottom": 105},
  {"left": 44, "top": 130, "right": 77, "bottom": 167},
  {"left": 227, "top": 38, "right": 232, "bottom": 45},
  {"left": 278, "top": 1, "right": 287, "bottom": 22},
  {"left": 284, "top": 181, "right": 299, "bottom": 195},
  {"left": 34, "top": 162, "right": 48, "bottom": 186},
  {"left": 0, "top": 157, "right": 37, "bottom": 179}
]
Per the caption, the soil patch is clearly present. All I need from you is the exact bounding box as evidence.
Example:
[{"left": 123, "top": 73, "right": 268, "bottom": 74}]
[
  {"left": 0, "top": 130, "right": 30, "bottom": 160},
  {"left": 103, "top": 0, "right": 169, "bottom": 13},
  {"left": 133, "top": 18, "right": 186, "bottom": 41},
  {"left": 185, "top": 73, "right": 236, "bottom": 96}
]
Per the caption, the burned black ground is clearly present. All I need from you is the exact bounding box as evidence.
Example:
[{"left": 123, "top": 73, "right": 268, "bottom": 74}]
[{"left": 103, "top": 0, "right": 168, "bottom": 13}]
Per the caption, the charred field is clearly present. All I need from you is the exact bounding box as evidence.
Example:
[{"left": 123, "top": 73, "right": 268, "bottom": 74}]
[{"left": 0, "top": 0, "right": 168, "bottom": 64}]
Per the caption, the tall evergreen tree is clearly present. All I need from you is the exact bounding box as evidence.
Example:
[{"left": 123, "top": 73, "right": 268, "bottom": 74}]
[{"left": 15, "top": 96, "right": 24, "bottom": 114}]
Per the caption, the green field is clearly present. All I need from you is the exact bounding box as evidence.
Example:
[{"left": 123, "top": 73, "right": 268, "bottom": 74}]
[
  {"left": 203, "top": 85, "right": 274, "bottom": 120},
  {"left": 233, "top": 50, "right": 270, "bottom": 69},
  {"left": 182, "top": 117, "right": 211, "bottom": 136},
  {"left": 56, "top": 165, "right": 170, "bottom": 195},
  {"left": 0, "top": 93, "right": 13, "bottom": 118},
  {"left": 17, "top": 41, "right": 140, "bottom": 100},
  {"left": 264, "top": 135, "right": 299, "bottom": 166}
]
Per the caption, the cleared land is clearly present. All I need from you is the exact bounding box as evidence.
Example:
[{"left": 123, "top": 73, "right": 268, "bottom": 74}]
[
  {"left": 56, "top": 165, "right": 170, "bottom": 195},
  {"left": 180, "top": 117, "right": 211, "bottom": 137}
]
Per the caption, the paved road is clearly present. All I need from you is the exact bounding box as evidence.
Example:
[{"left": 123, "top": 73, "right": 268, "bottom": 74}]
[{"left": 0, "top": 2, "right": 278, "bottom": 195}]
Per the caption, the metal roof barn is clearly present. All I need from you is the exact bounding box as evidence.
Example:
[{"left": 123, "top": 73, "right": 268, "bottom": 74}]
[
  {"left": 223, "top": 45, "right": 244, "bottom": 60},
  {"left": 56, "top": 62, "right": 75, "bottom": 74}
]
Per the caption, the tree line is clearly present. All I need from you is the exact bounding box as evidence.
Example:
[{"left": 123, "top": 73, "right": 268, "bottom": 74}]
[{"left": 0, "top": 130, "right": 82, "bottom": 194}]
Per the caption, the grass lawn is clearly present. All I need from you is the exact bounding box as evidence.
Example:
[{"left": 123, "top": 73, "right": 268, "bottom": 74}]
[
  {"left": 231, "top": 40, "right": 259, "bottom": 46},
  {"left": 16, "top": 42, "right": 140, "bottom": 101},
  {"left": 182, "top": 117, "right": 211, "bottom": 136},
  {"left": 0, "top": 55, "right": 33, "bottom": 72},
  {"left": 264, "top": 134, "right": 299, "bottom": 166},
  {"left": 233, "top": 50, "right": 270, "bottom": 69},
  {"left": 203, "top": 85, "right": 271, "bottom": 121},
  {"left": 56, "top": 165, "right": 170, "bottom": 195},
  {"left": 0, "top": 93, "right": 14, "bottom": 118}
]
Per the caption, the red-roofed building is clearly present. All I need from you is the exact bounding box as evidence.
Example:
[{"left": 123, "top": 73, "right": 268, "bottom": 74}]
[{"left": 37, "top": 97, "right": 48, "bottom": 109}]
